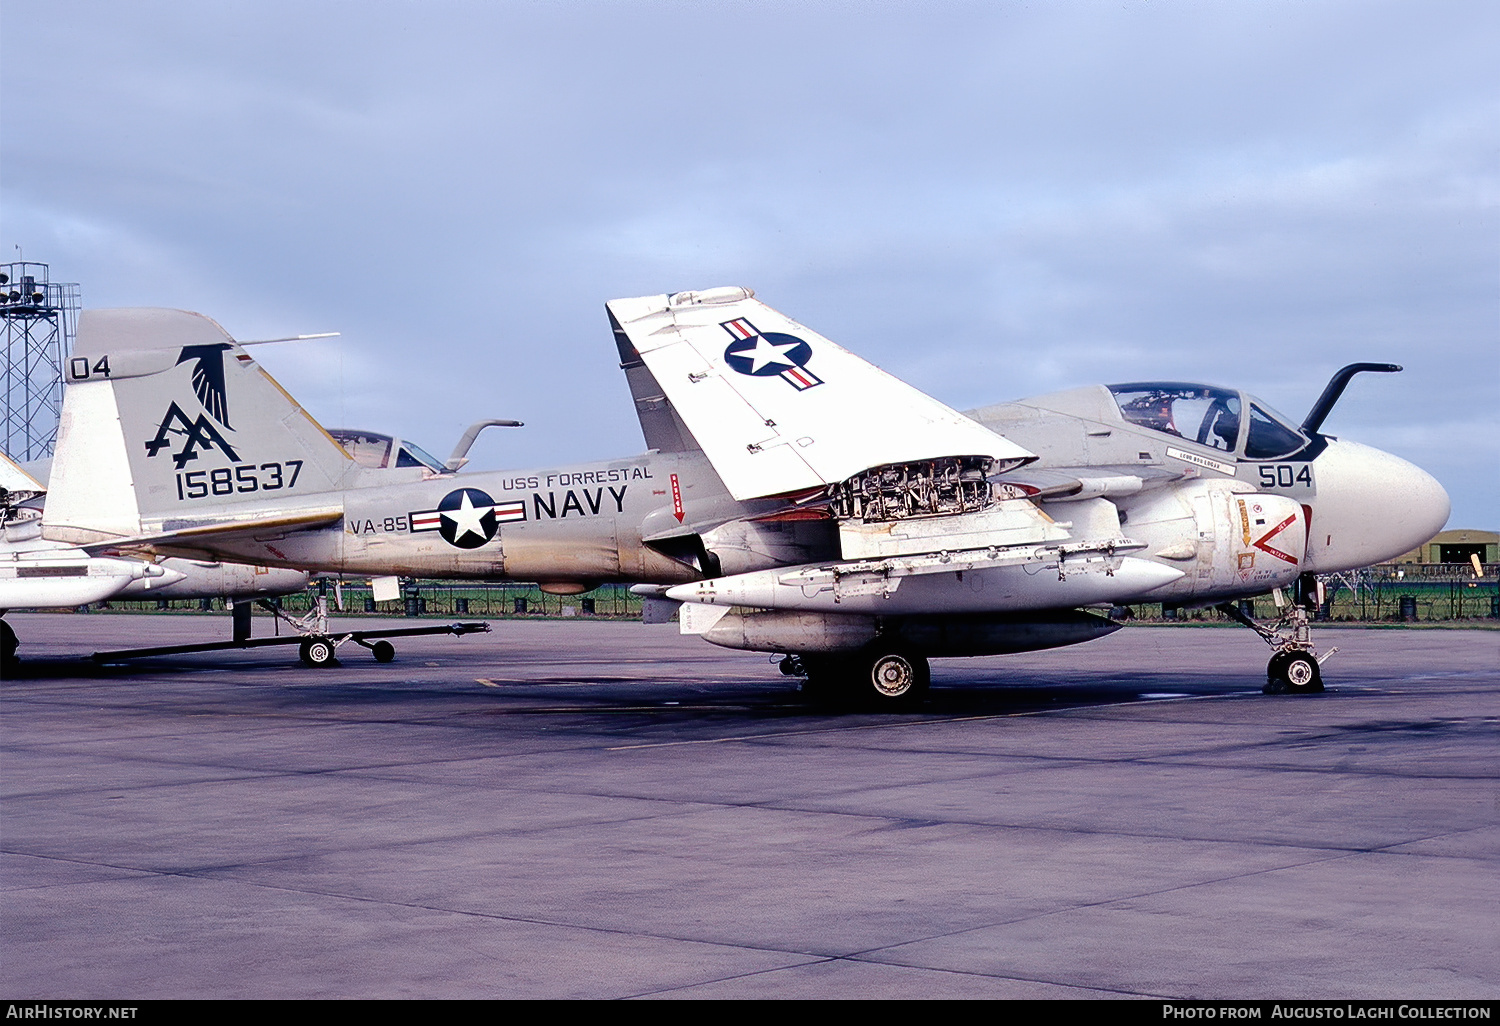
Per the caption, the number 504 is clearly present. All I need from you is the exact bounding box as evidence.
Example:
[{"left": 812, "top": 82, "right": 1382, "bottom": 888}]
[{"left": 1257, "top": 464, "right": 1312, "bottom": 488}]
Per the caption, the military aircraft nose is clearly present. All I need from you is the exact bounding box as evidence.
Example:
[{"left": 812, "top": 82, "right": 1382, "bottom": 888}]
[{"left": 1303, "top": 439, "right": 1450, "bottom": 573}]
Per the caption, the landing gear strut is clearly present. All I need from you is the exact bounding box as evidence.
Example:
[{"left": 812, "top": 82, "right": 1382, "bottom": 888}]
[
  {"left": 1217, "top": 574, "right": 1335, "bottom": 695},
  {"left": 787, "top": 646, "right": 931, "bottom": 708}
]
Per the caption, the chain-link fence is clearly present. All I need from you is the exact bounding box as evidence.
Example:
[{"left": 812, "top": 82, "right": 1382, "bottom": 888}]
[
  {"left": 1114, "top": 564, "right": 1499, "bottom": 623},
  {"left": 101, "top": 581, "right": 647, "bottom": 620}
]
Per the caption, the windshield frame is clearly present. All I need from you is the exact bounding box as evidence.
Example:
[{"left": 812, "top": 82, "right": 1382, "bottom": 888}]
[{"left": 1242, "top": 400, "right": 1312, "bottom": 460}]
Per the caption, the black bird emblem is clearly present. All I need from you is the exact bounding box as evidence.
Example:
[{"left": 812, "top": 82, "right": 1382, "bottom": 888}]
[{"left": 176, "top": 343, "right": 233, "bottom": 428}]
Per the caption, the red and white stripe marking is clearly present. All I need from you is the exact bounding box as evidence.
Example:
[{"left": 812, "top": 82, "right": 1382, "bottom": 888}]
[{"left": 722, "top": 318, "right": 757, "bottom": 340}]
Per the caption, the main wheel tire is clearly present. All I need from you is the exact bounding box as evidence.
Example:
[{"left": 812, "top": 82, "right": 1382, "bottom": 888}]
[
  {"left": 371, "top": 640, "right": 395, "bottom": 663},
  {"left": 300, "top": 637, "right": 337, "bottom": 668},
  {"left": 859, "top": 650, "right": 930, "bottom": 707}
]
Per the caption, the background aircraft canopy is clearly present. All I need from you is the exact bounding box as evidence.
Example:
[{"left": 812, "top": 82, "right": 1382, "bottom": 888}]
[{"left": 328, "top": 430, "right": 446, "bottom": 473}]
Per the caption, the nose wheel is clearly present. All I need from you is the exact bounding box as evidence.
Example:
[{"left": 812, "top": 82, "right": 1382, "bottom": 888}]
[{"left": 1265, "top": 648, "right": 1323, "bottom": 694}]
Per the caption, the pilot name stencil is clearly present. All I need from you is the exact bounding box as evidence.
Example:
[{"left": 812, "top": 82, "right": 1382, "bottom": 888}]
[{"left": 1165, "top": 446, "right": 1235, "bottom": 476}]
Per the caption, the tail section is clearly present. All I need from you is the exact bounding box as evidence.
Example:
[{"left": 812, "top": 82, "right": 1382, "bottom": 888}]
[{"left": 45, "top": 308, "right": 354, "bottom": 544}]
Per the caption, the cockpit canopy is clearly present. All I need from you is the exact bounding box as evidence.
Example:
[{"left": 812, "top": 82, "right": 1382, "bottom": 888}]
[
  {"left": 328, "top": 429, "right": 447, "bottom": 473},
  {"left": 1106, "top": 382, "right": 1309, "bottom": 460}
]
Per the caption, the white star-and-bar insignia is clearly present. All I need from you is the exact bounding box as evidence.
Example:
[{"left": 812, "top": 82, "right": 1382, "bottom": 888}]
[
  {"left": 410, "top": 498, "right": 526, "bottom": 533},
  {"left": 741, "top": 334, "right": 802, "bottom": 373},
  {"left": 442, "top": 491, "right": 490, "bottom": 543}
]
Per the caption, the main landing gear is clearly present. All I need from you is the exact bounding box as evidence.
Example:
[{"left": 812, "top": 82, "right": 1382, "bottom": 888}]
[
  {"left": 1217, "top": 574, "right": 1336, "bottom": 695},
  {"left": 781, "top": 646, "right": 932, "bottom": 708}
]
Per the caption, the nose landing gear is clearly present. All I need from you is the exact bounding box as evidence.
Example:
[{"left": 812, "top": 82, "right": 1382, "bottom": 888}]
[{"left": 1217, "top": 575, "right": 1336, "bottom": 695}]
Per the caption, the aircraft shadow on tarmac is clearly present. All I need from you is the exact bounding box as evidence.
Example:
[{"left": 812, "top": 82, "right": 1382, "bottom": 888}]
[{"left": 4, "top": 649, "right": 1273, "bottom": 719}]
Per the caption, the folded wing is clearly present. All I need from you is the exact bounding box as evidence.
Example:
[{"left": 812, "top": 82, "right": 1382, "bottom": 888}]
[{"left": 606, "top": 288, "right": 1034, "bottom": 501}]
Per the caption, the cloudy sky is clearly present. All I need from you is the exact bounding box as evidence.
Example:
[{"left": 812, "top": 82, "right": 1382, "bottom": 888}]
[{"left": 3, "top": 0, "right": 1495, "bottom": 526}]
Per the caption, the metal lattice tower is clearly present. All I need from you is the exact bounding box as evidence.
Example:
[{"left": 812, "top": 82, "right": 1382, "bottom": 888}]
[{"left": 2, "top": 261, "right": 80, "bottom": 461}]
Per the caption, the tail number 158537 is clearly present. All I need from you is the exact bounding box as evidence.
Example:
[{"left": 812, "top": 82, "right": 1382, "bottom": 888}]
[{"left": 176, "top": 460, "right": 303, "bottom": 500}]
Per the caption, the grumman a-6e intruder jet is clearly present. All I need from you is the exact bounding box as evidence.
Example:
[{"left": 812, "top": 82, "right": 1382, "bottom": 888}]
[{"left": 40, "top": 291, "right": 1448, "bottom": 702}]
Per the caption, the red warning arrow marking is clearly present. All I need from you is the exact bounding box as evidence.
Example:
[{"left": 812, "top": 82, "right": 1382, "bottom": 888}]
[
  {"left": 670, "top": 473, "right": 684, "bottom": 523},
  {"left": 1252, "top": 513, "right": 1300, "bottom": 565}
]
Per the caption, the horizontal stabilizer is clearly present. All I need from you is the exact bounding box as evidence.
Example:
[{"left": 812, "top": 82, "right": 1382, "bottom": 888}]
[
  {"left": 74, "top": 508, "right": 344, "bottom": 555},
  {"left": 1, "top": 453, "right": 45, "bottom": 495},
  {"left": 606, "top": 290, "right": 1034, "bottom": 501}
]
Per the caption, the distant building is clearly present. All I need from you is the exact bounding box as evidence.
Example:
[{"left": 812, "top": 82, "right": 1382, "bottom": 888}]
[{"left": 1395, "top": 529, "right": 1498, "bottom": 565}]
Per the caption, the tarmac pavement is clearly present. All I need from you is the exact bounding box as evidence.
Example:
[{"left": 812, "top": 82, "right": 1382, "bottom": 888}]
[{"left": 1, "top": 612, "right": 1495, "bottom": 999}]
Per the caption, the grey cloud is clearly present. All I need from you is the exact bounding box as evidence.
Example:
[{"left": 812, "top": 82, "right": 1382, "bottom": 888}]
[{"left": 2, "top": 0, "right": 1494, "bottom": 524}]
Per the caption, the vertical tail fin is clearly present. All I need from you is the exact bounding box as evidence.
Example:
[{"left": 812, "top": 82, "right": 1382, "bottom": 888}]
[{"left": 44, "top": 308, "right": 353, "bottom": 544}]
